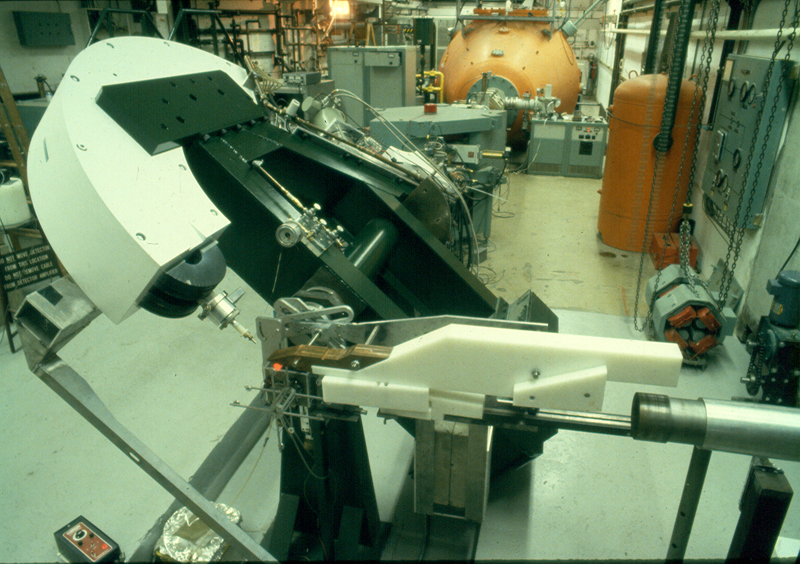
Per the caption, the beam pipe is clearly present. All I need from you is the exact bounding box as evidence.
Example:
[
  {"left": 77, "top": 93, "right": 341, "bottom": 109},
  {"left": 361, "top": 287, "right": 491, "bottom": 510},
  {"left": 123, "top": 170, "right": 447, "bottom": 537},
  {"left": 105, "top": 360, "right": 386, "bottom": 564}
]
[{"left": 631, "top": 393, "right": 800, "bottom": 462}]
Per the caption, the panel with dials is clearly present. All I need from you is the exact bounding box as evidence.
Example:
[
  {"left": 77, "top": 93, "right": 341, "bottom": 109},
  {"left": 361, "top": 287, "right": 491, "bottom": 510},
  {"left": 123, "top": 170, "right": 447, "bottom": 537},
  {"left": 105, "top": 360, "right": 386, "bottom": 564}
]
[{"left": 702, "top": 54, "right": 795, "bottom": 230}]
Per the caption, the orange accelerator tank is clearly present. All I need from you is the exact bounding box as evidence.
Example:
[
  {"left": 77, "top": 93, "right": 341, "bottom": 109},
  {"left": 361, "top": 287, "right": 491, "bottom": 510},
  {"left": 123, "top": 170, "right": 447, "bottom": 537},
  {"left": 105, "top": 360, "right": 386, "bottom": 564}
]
[
  {"left": 598, "top": 74, "right": 701, "bottom": 252},
  {"left": 439, "top": 10, "right": 582, "bottom": 145}
]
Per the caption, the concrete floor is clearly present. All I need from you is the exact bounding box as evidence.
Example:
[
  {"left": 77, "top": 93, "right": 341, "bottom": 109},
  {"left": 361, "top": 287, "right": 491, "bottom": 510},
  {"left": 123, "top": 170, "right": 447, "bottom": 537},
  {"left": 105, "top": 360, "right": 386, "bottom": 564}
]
[
  {"left": 483, "top": 171, "right": 656, "bottom": 317},
  {"left": 2, "top": 172, "right": 799, "bottom": 562}
]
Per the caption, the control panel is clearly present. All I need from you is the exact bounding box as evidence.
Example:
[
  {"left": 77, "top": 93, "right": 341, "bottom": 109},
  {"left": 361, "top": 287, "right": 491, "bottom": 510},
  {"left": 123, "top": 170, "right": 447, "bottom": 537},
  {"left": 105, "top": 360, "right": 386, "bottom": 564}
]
[
  {"left": 702, "top": 54, "right": 796, "bottom": 230},
  {"left": 54, "top": 516, "right": 121, "bottom": 563},
  {"left": 526, "top": 116, "right": 608, "bottom": 178}
]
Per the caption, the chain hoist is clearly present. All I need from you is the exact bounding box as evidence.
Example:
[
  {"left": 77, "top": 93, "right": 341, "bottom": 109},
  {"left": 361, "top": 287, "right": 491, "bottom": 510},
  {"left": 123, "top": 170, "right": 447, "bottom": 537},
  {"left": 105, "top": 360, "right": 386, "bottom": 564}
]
[
  {"left": 718, "top": 0, "right": 798, "bottom": 308},
  {"left": 632, "top": 0, "right": 721, "bottom": 332}
]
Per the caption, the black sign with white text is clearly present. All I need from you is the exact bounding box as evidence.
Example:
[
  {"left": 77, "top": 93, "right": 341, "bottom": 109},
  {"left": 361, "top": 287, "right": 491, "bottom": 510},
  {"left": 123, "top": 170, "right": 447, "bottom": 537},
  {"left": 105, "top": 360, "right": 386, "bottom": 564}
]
[{"left": 0, "top": 244, "right": 60, "bottom": 292}]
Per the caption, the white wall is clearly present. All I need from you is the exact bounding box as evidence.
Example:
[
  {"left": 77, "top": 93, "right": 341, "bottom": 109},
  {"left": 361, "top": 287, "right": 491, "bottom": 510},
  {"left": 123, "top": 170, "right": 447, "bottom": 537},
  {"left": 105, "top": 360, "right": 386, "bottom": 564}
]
[{"left": 1, "top": 1, "right": 92, "bottom": 95}]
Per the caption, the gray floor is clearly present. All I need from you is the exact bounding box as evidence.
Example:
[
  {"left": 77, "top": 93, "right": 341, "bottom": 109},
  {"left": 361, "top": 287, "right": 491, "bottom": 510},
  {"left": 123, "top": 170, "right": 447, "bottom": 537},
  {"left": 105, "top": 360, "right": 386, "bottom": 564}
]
[{"left": 2, "top": 172, "right": 798, "bottom": 562}]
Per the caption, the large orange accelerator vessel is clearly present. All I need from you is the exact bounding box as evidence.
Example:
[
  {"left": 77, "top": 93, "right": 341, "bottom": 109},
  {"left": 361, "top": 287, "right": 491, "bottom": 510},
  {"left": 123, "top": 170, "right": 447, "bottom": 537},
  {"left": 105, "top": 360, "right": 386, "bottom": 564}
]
[
  {"left": 598, "top": 74, "right": 701, "bottom": 252},
  {"left": 439, "top": 9, "right": 582, "bottom": 144}
]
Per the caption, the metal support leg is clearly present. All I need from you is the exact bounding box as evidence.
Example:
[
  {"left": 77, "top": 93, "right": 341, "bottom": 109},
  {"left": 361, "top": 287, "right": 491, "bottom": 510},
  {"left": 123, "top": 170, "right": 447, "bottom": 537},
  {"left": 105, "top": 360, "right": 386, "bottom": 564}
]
[
  {"left": 666, "top": 447, "right": 712, "bottom": 562},
  {"left": 36, "top": 358, "right": 275, "bottom": 562},
  {"left": 728, "top": 457, "right": 793, "bottom": 560}
]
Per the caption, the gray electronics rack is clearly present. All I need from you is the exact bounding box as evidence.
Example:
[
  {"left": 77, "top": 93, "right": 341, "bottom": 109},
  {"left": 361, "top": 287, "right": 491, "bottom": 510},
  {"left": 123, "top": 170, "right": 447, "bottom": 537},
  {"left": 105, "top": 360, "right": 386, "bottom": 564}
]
[
  {"left": 327, "top": 46, "right": 417, "bottom": 127},
  {"left": 526, "top": 116, "right": 608, "bottom": 178},
  {"left": 702, "top": 54, "right": 796, "bottom": 230}
]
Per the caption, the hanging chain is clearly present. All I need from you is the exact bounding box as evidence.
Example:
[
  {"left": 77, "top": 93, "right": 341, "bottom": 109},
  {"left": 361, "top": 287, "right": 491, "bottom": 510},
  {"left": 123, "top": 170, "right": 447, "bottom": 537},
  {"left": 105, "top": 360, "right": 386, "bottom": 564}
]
[
  {"left": 632, "top": 1, "right": 689, "bottom": 332},
  {"left": 717, "top": 0, "right": 797, "bottom": 308},
  {"left": 678, "top": 0, "right": 720, "bottom": 296},
  {"left": 632, "top": 0, "right": 720, "bottom": 332}
]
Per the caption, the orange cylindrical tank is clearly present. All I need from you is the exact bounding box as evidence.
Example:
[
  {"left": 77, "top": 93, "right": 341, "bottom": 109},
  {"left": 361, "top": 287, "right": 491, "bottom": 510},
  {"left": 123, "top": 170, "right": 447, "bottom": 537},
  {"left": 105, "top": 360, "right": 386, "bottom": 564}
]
[
  {"left": 439, "top": 9, "right": 582, "bottom": 145},
  {"left": 598, "top": 74, "right": 701, "bottom": 252}
]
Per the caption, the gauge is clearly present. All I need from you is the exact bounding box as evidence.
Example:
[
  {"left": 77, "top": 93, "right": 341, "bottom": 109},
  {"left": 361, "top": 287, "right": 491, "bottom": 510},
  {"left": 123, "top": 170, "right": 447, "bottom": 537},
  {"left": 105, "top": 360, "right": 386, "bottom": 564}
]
[
  {"left": 732, "top": 148, "right": 742, "bottom": 170},
  {"left": 719, "top": 174, "right": 728, "bottom": 195},
  {"left": 715, "top": 170, "right": 728, "bottom": 195},
  {"left": 747, "top": 83, "right": 757, "bottom": 104},
  {"left": 728, "top": 78, "right": 737, "bottom": 99},
  {"left": 740, "top": 80, "right": 751, "bottom": 102}
]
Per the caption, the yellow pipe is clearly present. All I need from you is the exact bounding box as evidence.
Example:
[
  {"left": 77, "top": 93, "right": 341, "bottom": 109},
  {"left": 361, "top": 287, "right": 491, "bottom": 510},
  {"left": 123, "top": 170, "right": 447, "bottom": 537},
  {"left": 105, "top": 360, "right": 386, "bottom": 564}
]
[{"left": 416, "top": 70, "right": 445, "bottom": 103}]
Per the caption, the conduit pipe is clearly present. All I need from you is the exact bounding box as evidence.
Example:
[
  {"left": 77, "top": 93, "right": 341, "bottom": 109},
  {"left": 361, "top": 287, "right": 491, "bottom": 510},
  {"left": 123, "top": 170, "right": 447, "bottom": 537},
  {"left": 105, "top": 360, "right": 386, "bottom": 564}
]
[
  {"left": 643, "top": 0, "right": 666, "bottom": 74},
  {"left": 655, "top": 0, "right": 696, "bottom": 152}
]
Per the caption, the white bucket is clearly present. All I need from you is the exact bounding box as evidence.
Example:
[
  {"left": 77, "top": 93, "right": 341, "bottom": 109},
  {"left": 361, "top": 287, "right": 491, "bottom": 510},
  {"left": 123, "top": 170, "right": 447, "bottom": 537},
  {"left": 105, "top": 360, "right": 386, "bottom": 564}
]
[{"left": 0, "top": 177, "right": 32, "bottom": 228}]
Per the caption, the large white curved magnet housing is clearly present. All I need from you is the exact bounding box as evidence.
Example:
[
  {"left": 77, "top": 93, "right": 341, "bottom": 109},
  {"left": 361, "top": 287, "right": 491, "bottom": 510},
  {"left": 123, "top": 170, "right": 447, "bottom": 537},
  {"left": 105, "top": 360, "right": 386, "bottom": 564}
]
[{"left": 27, "top": 38, "right": 249, "bottom": 323}]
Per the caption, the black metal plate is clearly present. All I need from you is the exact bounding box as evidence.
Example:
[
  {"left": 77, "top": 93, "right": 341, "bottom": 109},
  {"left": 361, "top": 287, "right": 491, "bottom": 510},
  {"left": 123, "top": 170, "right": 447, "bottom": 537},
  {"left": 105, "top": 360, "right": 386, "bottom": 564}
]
[{"left": 96, "top": 70, "right": 264, "bottom": 155}]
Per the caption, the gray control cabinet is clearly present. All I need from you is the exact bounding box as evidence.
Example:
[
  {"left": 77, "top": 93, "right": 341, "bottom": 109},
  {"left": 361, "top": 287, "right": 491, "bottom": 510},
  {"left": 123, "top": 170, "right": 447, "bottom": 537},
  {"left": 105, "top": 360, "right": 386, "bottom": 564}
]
[
  {"left": 702, "top": 54, "right": 796, "bottom": 229},
  {"left": 526, "top": 117, "right": 608, "bottom": 178},
  {"left": 327, "top": 46, "right": 417, "bottom": 127}
]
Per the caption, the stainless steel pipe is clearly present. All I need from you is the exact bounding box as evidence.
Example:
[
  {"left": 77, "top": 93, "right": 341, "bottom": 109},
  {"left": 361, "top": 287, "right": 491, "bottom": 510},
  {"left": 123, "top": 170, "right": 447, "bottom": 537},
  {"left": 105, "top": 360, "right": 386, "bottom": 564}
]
[{"left": 631, "top": 393, "right": 800, "bottom": 461}]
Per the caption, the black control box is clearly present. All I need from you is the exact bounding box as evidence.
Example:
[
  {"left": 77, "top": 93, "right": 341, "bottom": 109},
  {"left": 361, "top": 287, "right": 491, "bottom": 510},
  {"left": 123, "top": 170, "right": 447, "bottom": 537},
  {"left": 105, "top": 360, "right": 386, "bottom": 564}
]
[{"left": 54, "top": 516, "right": 121, "bottom": 563}]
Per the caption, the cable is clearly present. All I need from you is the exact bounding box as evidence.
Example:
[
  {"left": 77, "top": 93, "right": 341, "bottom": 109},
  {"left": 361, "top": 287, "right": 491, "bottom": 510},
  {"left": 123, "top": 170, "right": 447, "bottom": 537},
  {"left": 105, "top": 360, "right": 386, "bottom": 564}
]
[
  {"left": 417, "top": 514, "right": 430, "bottom": 562},
  {"left": 329, "top": 89, "right": 482, "bottom": 271},
  {"left": 230, "top": 416, "right": 273, "bottom": 505},
  {"left": 778, "top": 233, "right": 800, "bottom": 274},
  {"left": 283, "top": 414, "right": 328, "bottom": 480}
]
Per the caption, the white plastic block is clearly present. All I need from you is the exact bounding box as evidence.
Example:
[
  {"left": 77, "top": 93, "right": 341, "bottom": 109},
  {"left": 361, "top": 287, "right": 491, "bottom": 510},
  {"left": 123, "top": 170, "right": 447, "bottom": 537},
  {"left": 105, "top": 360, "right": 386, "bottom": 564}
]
[
  {"left": 512, "top": 366, "right": 607, "bottom": 411},
  {"left": 322, "top": 375, "right": 429, "bottom": 412},
  {"left": 313, "top": 324, "right": 682, "bottom": 418}
]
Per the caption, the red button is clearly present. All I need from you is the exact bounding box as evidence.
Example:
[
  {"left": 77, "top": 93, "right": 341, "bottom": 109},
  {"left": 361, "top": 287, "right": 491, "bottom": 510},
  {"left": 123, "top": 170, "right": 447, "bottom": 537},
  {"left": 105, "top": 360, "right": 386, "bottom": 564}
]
[{"left": 101, "top": 544, "right": 108, "bottom": 550}]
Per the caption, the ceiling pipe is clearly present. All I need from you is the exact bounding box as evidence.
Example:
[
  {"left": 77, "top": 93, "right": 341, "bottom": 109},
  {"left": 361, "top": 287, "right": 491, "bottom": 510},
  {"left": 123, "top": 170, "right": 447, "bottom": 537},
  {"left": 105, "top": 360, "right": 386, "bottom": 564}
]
[{"left": 609, "top": 27, "right": 799, "bottom": 39}]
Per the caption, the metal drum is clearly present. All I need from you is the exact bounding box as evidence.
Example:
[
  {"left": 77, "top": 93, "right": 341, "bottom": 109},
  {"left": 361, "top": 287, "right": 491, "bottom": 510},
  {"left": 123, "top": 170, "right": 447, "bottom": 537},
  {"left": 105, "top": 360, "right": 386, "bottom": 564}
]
[{"left": 598, "top": 74, "right": 701, "bottom": 251}]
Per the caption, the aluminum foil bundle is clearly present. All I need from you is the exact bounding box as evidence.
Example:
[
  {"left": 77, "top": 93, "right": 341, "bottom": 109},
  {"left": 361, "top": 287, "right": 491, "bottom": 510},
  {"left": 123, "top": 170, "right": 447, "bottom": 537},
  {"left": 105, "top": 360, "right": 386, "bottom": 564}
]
[{"left": 155, "top": 503, "right": 242, "bottom": 562}]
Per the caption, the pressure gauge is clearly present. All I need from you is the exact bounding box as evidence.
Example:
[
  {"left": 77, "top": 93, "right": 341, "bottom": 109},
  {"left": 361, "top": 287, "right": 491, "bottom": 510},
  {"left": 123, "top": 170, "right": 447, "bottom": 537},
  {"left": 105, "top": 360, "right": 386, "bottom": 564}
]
[
  {"left": 740, "top": 81, "right": 751, "bottom": 102},
  {"left": 732, "top": 148, "right": 742, "bottom": 170},
  {"left": 715, "top": 170, "right": 728, "bottom": 194},
  {"left": 746, "top": 83, "right": 757, "bottom": 104},
  {"left": 728, "top": 78, "right": 737, "bottom": 99}
]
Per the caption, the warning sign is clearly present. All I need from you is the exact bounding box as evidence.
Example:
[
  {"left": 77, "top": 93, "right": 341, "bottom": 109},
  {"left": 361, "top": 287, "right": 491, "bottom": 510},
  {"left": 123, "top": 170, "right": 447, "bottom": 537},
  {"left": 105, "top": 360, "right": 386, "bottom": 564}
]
[{"left": 0, "top": 244, "right": 61, "bottom": 292}]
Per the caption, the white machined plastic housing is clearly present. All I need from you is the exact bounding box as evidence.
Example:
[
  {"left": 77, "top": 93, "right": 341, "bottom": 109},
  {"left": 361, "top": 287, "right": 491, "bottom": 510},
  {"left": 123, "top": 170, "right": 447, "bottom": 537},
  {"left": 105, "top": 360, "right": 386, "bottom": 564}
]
[{"left": 27, "top": 37, "right": 251, "bottom": 323}]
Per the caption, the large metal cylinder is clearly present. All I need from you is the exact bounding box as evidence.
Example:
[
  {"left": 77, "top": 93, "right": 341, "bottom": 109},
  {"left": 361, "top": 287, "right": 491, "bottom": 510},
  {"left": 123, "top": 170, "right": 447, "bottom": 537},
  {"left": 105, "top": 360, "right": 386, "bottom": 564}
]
[
  {"left": 597, "top": 74, "right": 701, "bottom": 251},
  {"left": 345, "top": 219, "right": 399, "bottom": 279},
  {"left": 439, "top": 11, "right": 582, "bottom": 145},
  {"left": 631, "top": 393, "right": 800, "bottom": 461}
]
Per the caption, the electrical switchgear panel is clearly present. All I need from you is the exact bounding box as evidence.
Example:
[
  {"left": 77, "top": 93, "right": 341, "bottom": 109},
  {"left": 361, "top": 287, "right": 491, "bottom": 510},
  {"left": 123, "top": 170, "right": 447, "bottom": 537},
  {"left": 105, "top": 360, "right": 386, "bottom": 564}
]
[{"left": 702, "top": 54, "right": 796, "bottom": 230}]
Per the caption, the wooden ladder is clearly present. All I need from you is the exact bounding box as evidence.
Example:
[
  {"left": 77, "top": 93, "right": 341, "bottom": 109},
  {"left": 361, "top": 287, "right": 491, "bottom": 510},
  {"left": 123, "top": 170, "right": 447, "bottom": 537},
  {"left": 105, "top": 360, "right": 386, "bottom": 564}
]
[{"left": 0, "top": 64, "right": 49, "bottom": 352}]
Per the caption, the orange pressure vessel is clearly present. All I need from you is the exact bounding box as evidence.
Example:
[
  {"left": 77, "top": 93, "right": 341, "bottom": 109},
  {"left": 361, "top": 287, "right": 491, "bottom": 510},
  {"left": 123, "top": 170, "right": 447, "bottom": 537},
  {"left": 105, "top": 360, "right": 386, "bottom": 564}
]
[
  {"left": 598, "top": 74, "right": 701, "bottom": 252},
  {"left": 439, "top": 9, "right": 582, "bottom": 145}
]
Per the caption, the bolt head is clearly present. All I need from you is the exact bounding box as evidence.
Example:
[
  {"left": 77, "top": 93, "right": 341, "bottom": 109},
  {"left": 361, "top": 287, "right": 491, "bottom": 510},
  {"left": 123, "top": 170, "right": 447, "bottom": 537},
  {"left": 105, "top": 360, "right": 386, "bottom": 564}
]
[{"left": 350, "top": 360, "right": 361, "bottom": 369}]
